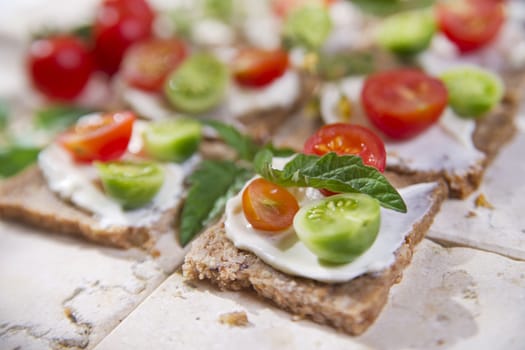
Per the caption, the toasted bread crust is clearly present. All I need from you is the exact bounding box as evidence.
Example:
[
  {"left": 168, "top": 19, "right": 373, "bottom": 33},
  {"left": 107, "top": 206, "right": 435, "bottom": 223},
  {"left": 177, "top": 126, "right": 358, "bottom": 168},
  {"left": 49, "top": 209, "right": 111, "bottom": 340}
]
[
  {"left": 183, "top": 180, "right": 448, "bottom": 335},
  {"left": 0, "top": 166, "right": 176, "bottom": 249}
]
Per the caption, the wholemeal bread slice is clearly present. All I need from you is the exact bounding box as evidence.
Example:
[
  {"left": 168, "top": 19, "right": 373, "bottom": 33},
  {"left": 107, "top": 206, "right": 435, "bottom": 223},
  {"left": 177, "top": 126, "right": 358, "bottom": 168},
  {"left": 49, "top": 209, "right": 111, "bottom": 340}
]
[
  {"left": 182, "top": 178, "right": 448, "bottom": 335},
  {"left": 0, "top": 166, "right": 177, "bottom": 250}
]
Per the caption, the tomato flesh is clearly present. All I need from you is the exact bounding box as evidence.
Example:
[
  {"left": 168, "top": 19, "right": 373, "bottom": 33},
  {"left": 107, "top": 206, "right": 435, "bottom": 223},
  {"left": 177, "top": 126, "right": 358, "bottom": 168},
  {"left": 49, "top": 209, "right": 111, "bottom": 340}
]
[
  {"left": 28, "top": 36, "right": 94, "bottom": 101},
  {"left": 361, "top": 69, "right": 448, "bottom": 140},
  {"left": 59, "top": 111, "right": 136, "bottom": 162},
  {"left": 304, "top": 123, "right": 386, "bottom": 172},
  {"left": 242, "top": 178, "right": 299, "bottom": 232},
  {"left": 436, "top": 0, "right": 505, "bottom": 53},
  {"left": 94, "top": 0, "right": 155, "bottom": 76},
  {"left": 303, "top": 123, "right": 386, "bottom": 196},
  {"left": 122, "top": 38, "right": 188, "bottom": 92},
  {"left": 232, "top": 48, "right": 289, "bottom": 88}
]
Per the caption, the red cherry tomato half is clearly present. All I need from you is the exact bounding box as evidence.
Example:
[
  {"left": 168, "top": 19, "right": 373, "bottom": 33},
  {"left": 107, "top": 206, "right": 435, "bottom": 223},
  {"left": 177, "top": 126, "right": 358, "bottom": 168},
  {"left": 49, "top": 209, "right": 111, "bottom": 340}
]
[
  {"left": 27, "top": 36, "right": 94, "bottom": 101},
  {"left": 232, "top": 48, "right": 289, "bottom": 88},
  {"left": 361, "top": 69, "right": 448, "bottom": 140},
  {"left": 303, "top": 123, "right": 387, "bottom": 172},
  {"left": 94, "top": 0, "right": 155, "bottom": 76},
  {"left": 271, "top": 0, "right": 335, "bottom": 17},
  {"left": 59, "top": 111, "right": 136, "bottom": 162},
  {"left": 242, "top": 178, "right": 300, "bottom": 232},
  {"left": 436, "top": 0, "right": 505, "bottom": 53},
  {"left": 122, "top": 38, "right": 188, "bottom": 92}
]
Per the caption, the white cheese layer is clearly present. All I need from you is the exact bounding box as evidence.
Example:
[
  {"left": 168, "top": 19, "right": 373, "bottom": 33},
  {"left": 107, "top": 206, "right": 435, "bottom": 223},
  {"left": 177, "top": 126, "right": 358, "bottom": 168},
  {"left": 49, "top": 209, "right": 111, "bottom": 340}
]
[
  {"left": 225, "top": 177, "right": 440, "bottom": 283},
  {"left": 420, "top": 19, "right": 525, "bottom": 75},
  {"left": 227, "top": 70, "right": 300, "bottom": 118},
  {"left": 38, "top": 121, "right": 193, "bottom": 229},
  {"left": 320, "top": 77, "right": 485, "bottom": 175}
]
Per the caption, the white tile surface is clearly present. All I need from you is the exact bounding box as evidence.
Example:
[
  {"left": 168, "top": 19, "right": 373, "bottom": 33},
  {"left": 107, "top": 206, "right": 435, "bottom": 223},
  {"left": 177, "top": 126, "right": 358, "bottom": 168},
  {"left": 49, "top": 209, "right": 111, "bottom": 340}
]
[
  {"left": 0, "top": 221, "right": 185, "bottom": 349},
  {"left": 428, "top": 131, "right": 525, "bottom": 260},
  {"left": 95, "top": 240, "right": 525, "bottom": 350}
]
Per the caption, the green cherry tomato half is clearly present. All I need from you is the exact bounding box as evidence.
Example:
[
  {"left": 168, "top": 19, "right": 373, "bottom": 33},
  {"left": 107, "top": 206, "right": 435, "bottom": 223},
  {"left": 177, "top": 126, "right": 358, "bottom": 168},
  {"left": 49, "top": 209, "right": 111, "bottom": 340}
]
[
  {"left": 376, "top": 9, "right": 436, "bottom": 56},
  {"left": 293, "top": 193, "right": 381, "bottom": 264},
  {"left": 440, "top": 66, "right": 503, "bottom": 118},
  {"left": 143, "top": 119, "right": 202, "bottom": 162},
  {"left": 283, "top": 4, "right": 332, "bottom": 50},
  {"left": 96, "top": 161, "right": 165, "bottom": 209},
  {"left": 164, "top": 53, "right": 228, "bottom": 114}
]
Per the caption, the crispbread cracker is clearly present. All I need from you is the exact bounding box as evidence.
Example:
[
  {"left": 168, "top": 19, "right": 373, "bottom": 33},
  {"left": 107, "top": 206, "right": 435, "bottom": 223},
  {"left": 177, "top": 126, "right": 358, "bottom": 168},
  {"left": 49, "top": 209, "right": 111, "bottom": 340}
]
[
  {"left": 183, "top": 180, "right": 447, "bottom": 335},
  {"left": 0, "top": 166, "right": 177, "bottom": 249}
]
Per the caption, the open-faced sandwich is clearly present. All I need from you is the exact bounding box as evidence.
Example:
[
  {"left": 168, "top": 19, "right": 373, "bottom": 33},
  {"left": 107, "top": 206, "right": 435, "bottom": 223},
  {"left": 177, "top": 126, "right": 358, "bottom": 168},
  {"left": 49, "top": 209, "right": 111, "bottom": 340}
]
[
  {"left": 0, "top": 111, "right": 202, "bottom": 250},
  {"left": 183, "top": 122, "right": 447, "bottom": 335}
]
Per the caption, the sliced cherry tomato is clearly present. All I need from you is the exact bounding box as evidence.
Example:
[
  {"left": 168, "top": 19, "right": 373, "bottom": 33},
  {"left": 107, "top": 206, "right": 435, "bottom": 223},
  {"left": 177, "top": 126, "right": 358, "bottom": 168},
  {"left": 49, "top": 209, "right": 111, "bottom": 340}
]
[
  {"left": 294, "top": 193, "right": 380, "bottom": 263},
  {"left": 122, "top": 38, "right": 187, "bottom": 92},
  {"left": 232, "top": 48, "right": 289, "bottom": 88},
  {"left": 361, "top": 69, "right": 448, "bottom": 140},
  {"left": 242, "top": 178, "right": 299, "bottom": 233},
  {"left": 303, "top": 123, "right": 386, "bottom": 196},
  {"left": 94, "top": 0, "right": 155, "bottom": 76},
  {"left": 96, "top": 161, "right": 164, "bottom": 209},
  {"left": 27, "top": 36, "right": 94, "bottom": 101},
  {"left": 304, "top": 123, "right": 386, "bottom": 172},
  {"left": 435, "top": 0, "right": 505, "bottom": 53},
  {"left": 58, "top": 111, "right": 136, "bottom": 162}
]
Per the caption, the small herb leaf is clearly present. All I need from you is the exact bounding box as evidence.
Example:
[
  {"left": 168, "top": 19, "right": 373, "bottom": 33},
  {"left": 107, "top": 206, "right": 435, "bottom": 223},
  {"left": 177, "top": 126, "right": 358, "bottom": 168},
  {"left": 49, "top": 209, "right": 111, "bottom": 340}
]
[
  {"left": 0, "top": 146, "right": 40, "bottom": 178},
  {"left": 179, "top": 160, "right": 254, "bottom": 245},
  {"left": 255, "top": 151, "right": 407, "bottom": 213},
  {"left": 35, "top": 105, "right": 92, "bottom": 131},
  {"left": 203, "top": 120, "right": 260, "bottom": 161}
]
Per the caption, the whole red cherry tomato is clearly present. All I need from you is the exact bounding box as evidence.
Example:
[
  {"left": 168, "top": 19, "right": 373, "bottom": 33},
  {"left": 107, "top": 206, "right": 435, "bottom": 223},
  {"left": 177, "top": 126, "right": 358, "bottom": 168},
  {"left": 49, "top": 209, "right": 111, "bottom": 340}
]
[
  {"left": 435, "top": 0, "right": 505, "bottom": 53},
  {"left": 27, "top": 36, "right": 94, "bottom": 101},
  {"left": 361, "top": 69, "right": 448, "bottom": 140},
  {"left": 93, "top": 0, "right": 155, "bottom": 76}
]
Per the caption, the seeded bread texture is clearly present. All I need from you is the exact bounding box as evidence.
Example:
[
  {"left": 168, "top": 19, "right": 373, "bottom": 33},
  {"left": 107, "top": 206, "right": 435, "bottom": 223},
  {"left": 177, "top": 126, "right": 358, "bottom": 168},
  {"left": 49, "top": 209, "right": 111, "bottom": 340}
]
[
  {"left": 0, "top": 166, "right": 177, "bottom": 249},
  {"left": 182, "top": 180, "right": 447, "bottom": 335}
]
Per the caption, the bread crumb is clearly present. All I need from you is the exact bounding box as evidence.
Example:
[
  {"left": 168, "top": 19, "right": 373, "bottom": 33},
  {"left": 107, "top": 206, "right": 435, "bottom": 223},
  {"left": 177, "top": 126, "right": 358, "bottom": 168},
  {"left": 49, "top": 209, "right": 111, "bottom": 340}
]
[
  {"left": 291, "top": 314, "right": 305, "bottom": 322},
  {"left": 474, "top": 194, "right": 494, "bottom": 209},
  {"left": 465, "top": 210, "right": 477, "bottom": 218},
  {"left": 218, "top": 311, "right": 249, "bottom": 327},
  {"left": 151, "top": 249, "right": 161, "bottom": 258}
]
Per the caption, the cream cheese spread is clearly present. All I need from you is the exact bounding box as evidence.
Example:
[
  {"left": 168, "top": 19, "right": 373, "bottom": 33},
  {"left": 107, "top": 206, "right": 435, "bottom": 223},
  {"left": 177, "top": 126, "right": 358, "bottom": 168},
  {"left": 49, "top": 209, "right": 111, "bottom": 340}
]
[
  {"left": 320, "top": 77, "right": 485, "bottom": 175},
  {"left": 224, "top": 161, "right": 440, "bottom": 282}
]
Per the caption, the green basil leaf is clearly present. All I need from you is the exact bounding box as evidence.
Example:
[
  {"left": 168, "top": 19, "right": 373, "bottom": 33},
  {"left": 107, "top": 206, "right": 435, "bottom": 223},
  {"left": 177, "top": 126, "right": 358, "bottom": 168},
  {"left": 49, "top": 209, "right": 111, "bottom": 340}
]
[
  {"left": 0, "top": 146, "right": 40, "bottom": 178},
  {"left": 203, "top": 120, "right": 296, "bottom": 161},
  {"left": 179, "top": 160, "right": 254, "bottom": 245},
  {"left": 254, "top": 151, "right": 407, "bottom": 213},
  {"left": 0, "top": 100, "right": 8, "bottom": 131},
  {"left": 349, "top": 0, "right": 435, "bottom": 17},
  {"left": 71, "top": 24, "right": 93, "bottom": 41},
  {"left": 202, "top": 119, "right": 260, "bottom": 161},
  {"left": 35, "top": 105, "right": 92, "bottom": 131}
]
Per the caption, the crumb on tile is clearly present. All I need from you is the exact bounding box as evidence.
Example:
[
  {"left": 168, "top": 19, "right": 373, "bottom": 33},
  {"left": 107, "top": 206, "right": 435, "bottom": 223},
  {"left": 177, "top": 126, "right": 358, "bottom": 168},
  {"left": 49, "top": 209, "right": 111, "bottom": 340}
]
[
  {"left": 465, "top": 210, "right": 477, "bottom": 218},
  {"left": 474, "top": 194, "right": 494, "bottom": 209},
  {"left": 151, "top": 249, "right": 161, "bottom": 258},
  {"left": 218, "top": 311, "right": 249, "bottom": 327}
]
